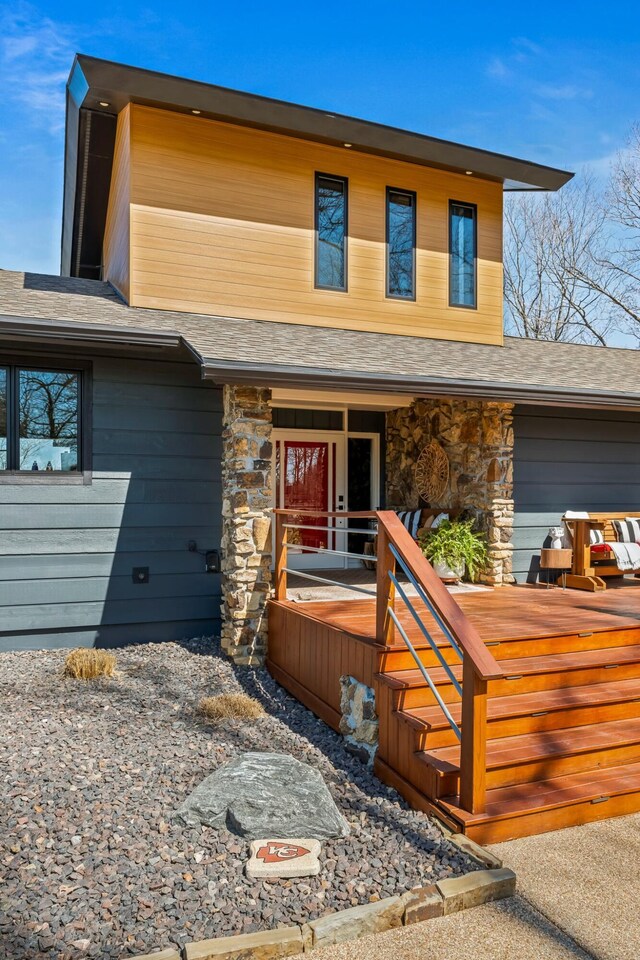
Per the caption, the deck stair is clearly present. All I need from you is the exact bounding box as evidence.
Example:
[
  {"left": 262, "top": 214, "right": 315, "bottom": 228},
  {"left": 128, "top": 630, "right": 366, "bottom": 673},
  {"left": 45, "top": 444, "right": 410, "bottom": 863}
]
[
  {"left": 376, "top": 631, "right": 640, "bottom": 842},
  {"left": 268, "top": 507, "right": 640, "bottom": 843}
]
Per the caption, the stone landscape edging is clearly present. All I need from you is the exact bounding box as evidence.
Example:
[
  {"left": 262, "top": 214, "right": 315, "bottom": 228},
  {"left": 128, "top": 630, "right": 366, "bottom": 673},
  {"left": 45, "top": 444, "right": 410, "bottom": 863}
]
[{"left": 133, "top": 865, "right": 516, "bottom": 960}]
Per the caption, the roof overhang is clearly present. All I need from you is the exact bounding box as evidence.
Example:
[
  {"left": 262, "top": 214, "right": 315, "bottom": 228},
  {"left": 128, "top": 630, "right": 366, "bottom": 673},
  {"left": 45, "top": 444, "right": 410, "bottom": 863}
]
[
  {"left": 0, "top": 314, "right": 182, "bottom": 352},
  {"left": 200, "top": 357, "right": 640, "bottom": 411},
  {"left": 62, "top": 53, "right": 574, "bottom": 278}
]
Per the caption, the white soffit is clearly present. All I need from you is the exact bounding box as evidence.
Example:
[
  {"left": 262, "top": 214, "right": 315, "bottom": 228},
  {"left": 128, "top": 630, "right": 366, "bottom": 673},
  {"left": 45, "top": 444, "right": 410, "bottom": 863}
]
[{"left": 269, "top": 387, "right": 414, "bottom": 411}]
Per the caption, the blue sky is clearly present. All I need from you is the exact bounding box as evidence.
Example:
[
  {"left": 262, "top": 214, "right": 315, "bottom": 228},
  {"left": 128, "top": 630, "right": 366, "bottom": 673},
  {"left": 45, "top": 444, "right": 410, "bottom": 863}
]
[{"left": 1, "top": 0, "right": 640, "bottom": 274}]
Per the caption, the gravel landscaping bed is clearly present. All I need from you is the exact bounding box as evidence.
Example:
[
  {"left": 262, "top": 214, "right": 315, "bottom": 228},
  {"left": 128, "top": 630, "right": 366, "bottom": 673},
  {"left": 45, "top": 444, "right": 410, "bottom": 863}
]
[{"left": 1, "top": 640, "right": 473, "bottom": 959}]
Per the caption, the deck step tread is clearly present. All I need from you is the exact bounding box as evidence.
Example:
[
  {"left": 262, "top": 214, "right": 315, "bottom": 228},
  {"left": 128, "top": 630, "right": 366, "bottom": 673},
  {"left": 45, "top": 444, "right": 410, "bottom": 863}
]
[
  {"left": 439, "top": 759, "right": 640, "bottom": 823},
  {"left": 377, "top": 643, "right": 640, "bottom": 690},
  {"left": 401, "top": 677, "right": 640, "bottom": 731},
  {"left": 422, "top": 715, "right": 640, "bottom": 774}
]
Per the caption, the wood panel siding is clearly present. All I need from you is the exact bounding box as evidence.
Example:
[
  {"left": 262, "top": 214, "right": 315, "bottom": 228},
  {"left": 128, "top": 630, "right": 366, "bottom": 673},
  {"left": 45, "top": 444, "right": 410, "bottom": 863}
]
[
  {"left": 103, "top": 105, "right": 131, "bottom": 301},
  {"left": 513, "top": 405, "right": 640, "bottom": 583},
  {"left": 0, "top": 354, "right": 222, "bottom": 650},
  {"left": 267, "top": 601, "right": 378, "bottom": 730},
  {"left": 103, "top": 103, "right": 504, "bottom": 344}
]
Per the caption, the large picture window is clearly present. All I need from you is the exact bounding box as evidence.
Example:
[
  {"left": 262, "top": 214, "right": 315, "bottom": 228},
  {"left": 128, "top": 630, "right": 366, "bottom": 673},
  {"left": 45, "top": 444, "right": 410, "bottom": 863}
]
[
  {"left": 449, "top": 201, "right": 477, "bottom": 308},
  {"left": 315, "top": 173, "right": 348, "bottom": 291},
  {"left": 1, "top": 363, "right": 84, "bottom": 474},
  {"left": 386, "top": 188, "right": 416, "bottom": 299}
]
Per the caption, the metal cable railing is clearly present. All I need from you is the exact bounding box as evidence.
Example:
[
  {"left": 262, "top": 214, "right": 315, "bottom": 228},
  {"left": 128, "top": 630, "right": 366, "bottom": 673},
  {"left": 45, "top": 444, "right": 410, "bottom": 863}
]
[
  {"left": 276, "top": 511, "right": 378, "bottom": 599},
  {"left": 388, "top": 565, "right": 462, "bottom": 742}
]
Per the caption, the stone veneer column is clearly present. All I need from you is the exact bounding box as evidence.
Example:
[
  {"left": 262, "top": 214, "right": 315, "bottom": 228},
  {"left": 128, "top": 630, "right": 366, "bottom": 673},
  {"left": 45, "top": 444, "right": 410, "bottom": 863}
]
[
  {"left": 385, "top": 397, "right": 515, "bottom": 586},
  {"left": 220, "top": 385, "right": 273, "bottom": 665}
]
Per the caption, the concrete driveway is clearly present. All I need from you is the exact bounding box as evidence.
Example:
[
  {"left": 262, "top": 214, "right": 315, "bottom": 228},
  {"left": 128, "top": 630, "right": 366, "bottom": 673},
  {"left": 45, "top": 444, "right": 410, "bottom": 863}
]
[
  {"left": 293, "top": 814, "right": 640, "bottom": 960},
  {"left": 292, "top": 894, "right": 591, "bottom": 960},
  {"left": 491, "top": 813, "right": 640, "bottom": 960}
]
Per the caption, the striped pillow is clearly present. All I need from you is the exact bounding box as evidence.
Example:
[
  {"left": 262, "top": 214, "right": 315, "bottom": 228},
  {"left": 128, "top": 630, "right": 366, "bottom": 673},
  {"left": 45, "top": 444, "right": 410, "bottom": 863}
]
[
  {"left": 612, "top": 518, "right": 640, "bottom": 543},
  {"left": 626, "top": 517, "right": 640, "bottom": 542},
  {"left": 590, "top": 529, "right": 605, "bottom": 545},
  {"left": 397, "top": 509, "right": 423, "bottom": 539}
]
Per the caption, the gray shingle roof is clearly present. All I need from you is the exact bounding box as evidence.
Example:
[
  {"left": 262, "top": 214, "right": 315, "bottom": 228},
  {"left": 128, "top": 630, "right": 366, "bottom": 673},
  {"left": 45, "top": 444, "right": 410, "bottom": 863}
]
[{"left": 1, "top": 270, "right": 639, "bottom": 408}]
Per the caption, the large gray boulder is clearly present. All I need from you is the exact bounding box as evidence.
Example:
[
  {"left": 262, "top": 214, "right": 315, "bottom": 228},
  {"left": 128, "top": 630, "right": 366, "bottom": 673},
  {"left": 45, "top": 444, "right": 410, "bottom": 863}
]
[{"left": 174, "top": 752, "right": 350, "bottom": 839}]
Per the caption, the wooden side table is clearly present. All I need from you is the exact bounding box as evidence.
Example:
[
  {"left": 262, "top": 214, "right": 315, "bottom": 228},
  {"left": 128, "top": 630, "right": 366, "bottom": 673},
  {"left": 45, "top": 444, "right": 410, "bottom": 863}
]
[{"left": 540, "top": 548, "right": 573, "bottom": 588}]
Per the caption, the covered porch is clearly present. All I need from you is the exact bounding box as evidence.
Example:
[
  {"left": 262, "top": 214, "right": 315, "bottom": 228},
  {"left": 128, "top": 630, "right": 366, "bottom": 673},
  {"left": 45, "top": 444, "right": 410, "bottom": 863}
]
[{"left": 217, "top": 371, "right": 640, "bottom": 843}]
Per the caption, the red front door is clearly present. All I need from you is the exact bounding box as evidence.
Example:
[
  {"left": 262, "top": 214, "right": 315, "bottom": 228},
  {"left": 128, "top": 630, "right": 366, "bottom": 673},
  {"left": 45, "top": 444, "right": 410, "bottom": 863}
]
[{"left": 274, "top": 432, "right": 345, "bottom": 568}]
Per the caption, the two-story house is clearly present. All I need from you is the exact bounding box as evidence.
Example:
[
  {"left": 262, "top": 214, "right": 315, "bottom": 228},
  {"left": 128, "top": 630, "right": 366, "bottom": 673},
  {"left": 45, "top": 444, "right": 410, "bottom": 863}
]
[{"left": 4, "top": 55, "right": 640, "bottom": 838}]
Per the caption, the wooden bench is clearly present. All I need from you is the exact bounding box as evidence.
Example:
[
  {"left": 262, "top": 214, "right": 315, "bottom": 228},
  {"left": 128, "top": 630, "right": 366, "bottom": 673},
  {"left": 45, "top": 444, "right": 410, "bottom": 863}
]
[{"left": 563, "top": 512, "right": 640, "bottom": 591}]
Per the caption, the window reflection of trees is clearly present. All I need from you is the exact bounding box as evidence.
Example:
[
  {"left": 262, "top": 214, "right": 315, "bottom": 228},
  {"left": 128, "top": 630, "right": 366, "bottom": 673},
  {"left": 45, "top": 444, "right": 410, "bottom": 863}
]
[
  {"left": 388, "top": 192, "right": 415, "bottom": 297},
  {"left": 19, "top": 370, "right": 79, "bottom": 470},
  {"left": 451, "top": 205, "right": 475, "bottom": 306},
  {"left": 317, "top": 178, "right": 346, "bottom": 288}
]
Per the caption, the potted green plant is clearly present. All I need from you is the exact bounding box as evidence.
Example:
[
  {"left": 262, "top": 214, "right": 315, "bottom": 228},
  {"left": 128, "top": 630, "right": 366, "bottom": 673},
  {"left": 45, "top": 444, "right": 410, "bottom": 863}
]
[{"left": 419, "top": 518, "right": 488, "bottom": 583}]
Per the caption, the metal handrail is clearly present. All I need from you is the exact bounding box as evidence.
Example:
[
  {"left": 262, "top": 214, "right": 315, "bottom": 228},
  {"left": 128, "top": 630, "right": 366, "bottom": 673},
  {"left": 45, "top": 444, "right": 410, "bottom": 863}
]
[
  {"left": 389, "top": 543, "right": 464, "bottom": 661},
  {"left": 286, "top": 543, "right": 377, "bottom": 562},
  {"left": 281, "top": 567, "right": 376, "bottom": 596},
  {"left": 387, "top": 603, "right": 462, "bottom": 742},
  {"left": 283, "top": 523, "right": 377, "bottom": 535},
  {"left": 276, "top": 511, "right": 378, "bottom": 601},
  {"left": 390, "top": 572, "right": 463, "bottom": 698}
]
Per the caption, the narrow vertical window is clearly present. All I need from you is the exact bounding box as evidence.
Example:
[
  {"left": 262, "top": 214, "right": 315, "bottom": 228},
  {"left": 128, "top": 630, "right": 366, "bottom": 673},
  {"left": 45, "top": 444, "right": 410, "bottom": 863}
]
[
  {"left": 449, "top": 201, "right": 477, "bottom": 308},
  {"left": 386, "top": 188, "right": 416, "bottom": 299},
  {"left": 0, "top": 368, "right": 6, "bottom": 470},
  {"left": 18, "top": 369, "right": 80, "bottom": 471},
  {"left": 315, "top": 174, "right": 347, "bottom": 290}
]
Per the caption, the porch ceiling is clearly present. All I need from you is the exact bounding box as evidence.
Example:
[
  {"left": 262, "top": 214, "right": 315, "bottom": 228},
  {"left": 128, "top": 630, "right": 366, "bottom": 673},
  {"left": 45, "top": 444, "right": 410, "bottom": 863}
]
[{"left": 1, "top": 270, "right": 639, "bottom": 410}]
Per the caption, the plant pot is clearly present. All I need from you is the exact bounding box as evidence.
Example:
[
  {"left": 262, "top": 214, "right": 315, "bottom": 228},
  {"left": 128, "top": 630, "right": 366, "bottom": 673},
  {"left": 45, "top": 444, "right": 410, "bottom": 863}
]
[{"left": 433, "top": 560, "right": 464, "bottom": 582}]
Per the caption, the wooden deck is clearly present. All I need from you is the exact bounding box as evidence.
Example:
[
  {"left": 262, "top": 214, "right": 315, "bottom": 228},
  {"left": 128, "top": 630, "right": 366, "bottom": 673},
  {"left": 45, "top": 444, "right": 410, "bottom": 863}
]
[
  {"left": 283, "top": 579, "right": 640, "bottom": 645},
  {"left": 268, "top": 579, "right": 640, "bottom": 842}
]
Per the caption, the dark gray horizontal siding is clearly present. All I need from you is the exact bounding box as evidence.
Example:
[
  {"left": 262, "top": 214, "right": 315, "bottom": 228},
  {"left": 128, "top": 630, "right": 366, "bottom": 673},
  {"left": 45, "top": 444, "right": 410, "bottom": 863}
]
[
  {"left": 0, "top": 354, "right": 222, "bottom": 650},
  {"left": 513, "top": 405, "right": 640, "bottom": 583},
  {"left": 0, "top": 478, "right": 219, "bottom": 505}
]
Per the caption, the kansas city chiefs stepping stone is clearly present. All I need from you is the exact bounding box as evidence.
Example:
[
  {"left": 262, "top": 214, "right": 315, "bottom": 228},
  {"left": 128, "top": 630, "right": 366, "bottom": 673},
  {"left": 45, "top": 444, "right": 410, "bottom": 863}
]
[{"left": 246, "top": 839, "right": 321, "bottom": 879}]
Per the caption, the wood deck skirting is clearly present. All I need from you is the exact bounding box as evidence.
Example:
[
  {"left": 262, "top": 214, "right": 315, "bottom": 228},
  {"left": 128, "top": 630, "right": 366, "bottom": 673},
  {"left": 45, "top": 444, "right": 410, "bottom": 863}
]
[{"left": 267, "top": 582, "right": 640, "bottom": 841}]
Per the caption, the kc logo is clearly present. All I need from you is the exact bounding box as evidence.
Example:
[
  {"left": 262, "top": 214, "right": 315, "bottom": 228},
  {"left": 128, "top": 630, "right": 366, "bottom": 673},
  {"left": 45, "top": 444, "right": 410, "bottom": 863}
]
[{"left": 256, "top": 842, "right": 311, "bottom": 863}]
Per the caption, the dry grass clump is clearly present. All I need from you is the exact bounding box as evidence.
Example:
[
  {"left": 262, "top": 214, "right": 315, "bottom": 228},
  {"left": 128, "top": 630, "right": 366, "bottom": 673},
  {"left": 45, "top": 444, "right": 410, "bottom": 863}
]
[
  {"left": 64, "top": 648, "right": 117, "bottom": 680},
  {"left": 198, "top": 692, "right": 265, "bottom": 722}
]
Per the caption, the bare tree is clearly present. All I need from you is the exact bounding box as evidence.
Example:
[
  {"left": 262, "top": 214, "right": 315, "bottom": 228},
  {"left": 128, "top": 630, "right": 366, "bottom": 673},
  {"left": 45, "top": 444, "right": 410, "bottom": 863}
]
[
  {"left": 504, "top": 178, "right": 612, "bottom": 345},
  {"left": 559, "top": 126, "right": 640, "bottom": 339}
]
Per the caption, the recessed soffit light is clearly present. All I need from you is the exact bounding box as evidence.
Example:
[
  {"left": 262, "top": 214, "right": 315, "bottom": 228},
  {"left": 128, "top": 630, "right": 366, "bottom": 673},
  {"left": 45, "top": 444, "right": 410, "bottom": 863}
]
[
  {"left": 343, "top": 142, "right": 352, "bottom": 148},
  {"left": 192, "top": 109, "right": 201, "bottom": 115},
  {"left": 99, "top": 101, "right": 110, "bottom": 107},
  {"left": 465, "top": 170, "right": 473, "bottom": 175}
]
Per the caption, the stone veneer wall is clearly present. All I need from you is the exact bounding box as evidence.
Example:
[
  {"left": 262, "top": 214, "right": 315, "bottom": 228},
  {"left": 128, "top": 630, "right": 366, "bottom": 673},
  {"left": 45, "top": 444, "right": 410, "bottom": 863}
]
[
  {"left": 386, "top": 398, "right": 515, "bottom": 586},
  {"left": 339, "top": 675, "right": 379, "bottom": 766},
  {"left": 220, "top": 385, "right": 273, "bottom": 665}
]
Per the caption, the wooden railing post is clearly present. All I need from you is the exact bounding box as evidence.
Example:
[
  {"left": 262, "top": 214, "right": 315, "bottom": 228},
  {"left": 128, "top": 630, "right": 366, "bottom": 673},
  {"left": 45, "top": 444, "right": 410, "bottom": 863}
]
[
  {"left": 460, "top": 654, "right": 487, "bottom": 814},
  {"left": 274, "top": 512, "right": 288, "bottom": 601},
  {"left": 376, "top": 518, "right": 397, "bottom": 646}
]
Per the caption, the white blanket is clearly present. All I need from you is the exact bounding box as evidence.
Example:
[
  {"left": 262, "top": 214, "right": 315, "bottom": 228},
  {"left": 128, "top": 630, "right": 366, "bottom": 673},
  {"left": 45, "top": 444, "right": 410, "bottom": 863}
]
[{"left": 605, "top": 541, "right": 640, "bottom": 571}]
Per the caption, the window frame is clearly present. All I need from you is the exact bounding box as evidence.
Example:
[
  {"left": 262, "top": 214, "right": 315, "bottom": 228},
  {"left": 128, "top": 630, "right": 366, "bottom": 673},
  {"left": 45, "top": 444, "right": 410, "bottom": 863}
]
[
  {"left": 314, "top": 171, "right": 349, "bottom": 293},
  {"left": 448, "top": 199, "right": 478, "bottom": 310},
  {"left": 0, "top": 353, "right": 92, "bottom": 484},
  {"left": 385, "top": 186, "right": 417, "bottom": 301}
]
